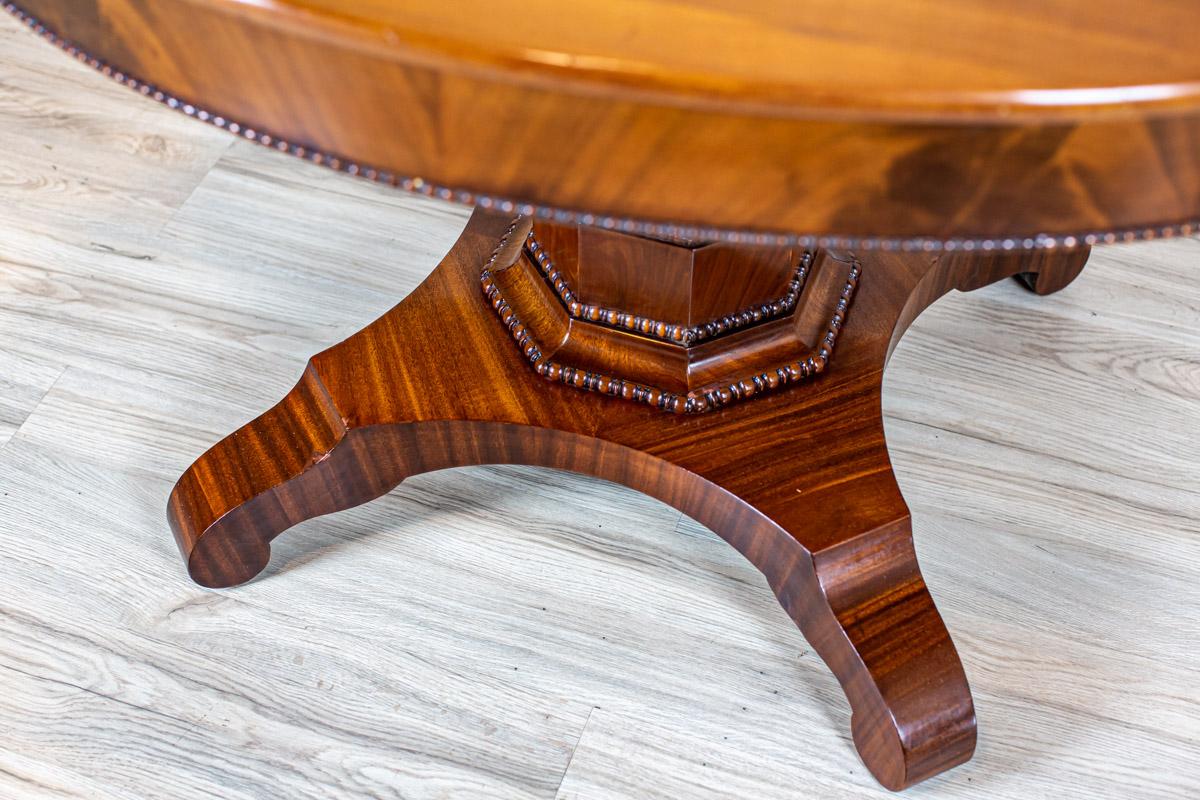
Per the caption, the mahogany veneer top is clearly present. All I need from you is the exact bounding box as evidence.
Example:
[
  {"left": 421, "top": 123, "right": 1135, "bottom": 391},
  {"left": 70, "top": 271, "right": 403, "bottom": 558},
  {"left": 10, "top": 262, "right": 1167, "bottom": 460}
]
[
  {"left": 284, "top": 0, "right": 1200, "bottom": 119},
  {"left": 14, "top": 0, "right": 1200, "bottom": 244}
]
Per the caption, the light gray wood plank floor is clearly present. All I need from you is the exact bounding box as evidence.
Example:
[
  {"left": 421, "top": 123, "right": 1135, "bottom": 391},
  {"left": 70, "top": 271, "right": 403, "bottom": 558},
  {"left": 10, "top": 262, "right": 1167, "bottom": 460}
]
[{"left": 1, "top": 13, "right": 1197, "bottom": 799}]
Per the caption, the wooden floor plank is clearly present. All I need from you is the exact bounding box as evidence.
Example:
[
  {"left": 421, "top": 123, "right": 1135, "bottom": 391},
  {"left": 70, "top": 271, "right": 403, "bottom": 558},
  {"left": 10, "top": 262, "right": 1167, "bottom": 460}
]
[
  {"left": 0, "top": 16, "right": 231, "bottom": 245},
  {"left": 0, "top": 11, "right": 1197, "bottom": 799},
  {"left": 0, "top": 351, "right": 62, "bottom": 450}
]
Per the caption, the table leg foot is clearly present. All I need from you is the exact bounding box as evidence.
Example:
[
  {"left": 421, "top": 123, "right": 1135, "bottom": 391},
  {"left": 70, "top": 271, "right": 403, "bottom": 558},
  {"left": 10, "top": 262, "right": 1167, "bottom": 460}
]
[
  {"left": 168, "top": 209, "right": 1073, "bottom": 788},
  {"left": 799, "top": 515, "right": 977, "bottom": 790},
  {"left": 167, "top": 363, "right": 417, "bottom": 588},
  {"left": 1014, "top": 247, "right": 1091, "bottom": 295}
]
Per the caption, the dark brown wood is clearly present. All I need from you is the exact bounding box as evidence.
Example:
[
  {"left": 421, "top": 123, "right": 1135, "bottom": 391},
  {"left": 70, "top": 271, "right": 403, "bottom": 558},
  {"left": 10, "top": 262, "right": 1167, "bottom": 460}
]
[
  {"left": 168, "top": 210, "right": 1089, "bottom": 790},
  {"left": 1011, "top": 249, "right": 1093, "bottom": 295},
  {"left": 13, "top": 0, "right": 1200, "bottom": 246},
  {"left": 495, "top": 220, "right": 814, "bottom": 339},
  {"left": 6, "top": 0, "right": 1135, "bottom": 790},
  {"left": 482, "top": 218, "right": 852, "bottom": 413},
  {"left": 531, "top": 221, "right": 806, "bottom": 343}
]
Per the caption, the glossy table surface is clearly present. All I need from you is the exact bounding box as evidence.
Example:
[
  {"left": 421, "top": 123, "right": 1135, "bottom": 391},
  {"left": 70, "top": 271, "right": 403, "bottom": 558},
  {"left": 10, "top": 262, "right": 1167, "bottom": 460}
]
[
  {"left": 275, "top": 0, "right": 1200, "bottom": 118},
  {"left": 13, "top": 0, "right": 1200, "bottom": 246},
  {"left": 8, "top": 3, "right": 1197, "bottom": 792}
]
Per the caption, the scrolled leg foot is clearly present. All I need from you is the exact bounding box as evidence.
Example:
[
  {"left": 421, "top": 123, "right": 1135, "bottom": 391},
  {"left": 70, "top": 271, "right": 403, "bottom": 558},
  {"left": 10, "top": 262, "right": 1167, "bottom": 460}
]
[
  {"left": 1014, "top": 247, "right": 1091, "bottom": 295},
  {"left": 810, "top": 522, "right": 975, "bottom": 789},
  {"left": 168, "top": 365, "right": 410, "bottom": 588},
  {"left": 167, "top": 210, "right": 1018, "bottom": 788},
  {"left": 705, "top": 429, "right": 975, "bottom": 791}
]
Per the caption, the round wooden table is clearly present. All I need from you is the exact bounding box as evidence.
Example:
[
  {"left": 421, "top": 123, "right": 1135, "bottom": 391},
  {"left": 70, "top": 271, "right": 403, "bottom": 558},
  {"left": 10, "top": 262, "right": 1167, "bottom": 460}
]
[{"left": 12, "top": 0, "right": 1199, "bottom": 790}]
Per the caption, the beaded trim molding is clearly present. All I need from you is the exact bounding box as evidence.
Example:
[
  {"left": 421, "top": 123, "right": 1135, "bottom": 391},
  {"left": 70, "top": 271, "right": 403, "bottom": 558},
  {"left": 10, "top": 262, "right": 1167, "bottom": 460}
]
[
  {"left": 525, "top": 229, "right": 814, "bottom": 346},
  {"left": 482, "top": 219, "right": 861, "bottom": 414},
  {"left": 8, "top": 1, "right": 1200, "bottom": 252}
]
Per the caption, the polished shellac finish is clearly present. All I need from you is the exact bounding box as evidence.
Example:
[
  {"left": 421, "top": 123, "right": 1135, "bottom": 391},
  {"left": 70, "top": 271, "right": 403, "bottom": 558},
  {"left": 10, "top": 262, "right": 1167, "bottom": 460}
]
[
  {"left": 14, "top": 0, "right": 1200, "bottom": 243},
  {"left": 167, "top": 210, "right": 1092, "bottom": 790},
  {"left": 8, "top": 0, "right": 1186, "bottom": 793},
  {"left": 250, "top": 0, "right": 1200, "bottom": 113},
  {"left": 482, "top": 218, "right": 856, "bottom": 413},
  {"left": 526, "top": 222, "right": 809, "bottom": 344}
]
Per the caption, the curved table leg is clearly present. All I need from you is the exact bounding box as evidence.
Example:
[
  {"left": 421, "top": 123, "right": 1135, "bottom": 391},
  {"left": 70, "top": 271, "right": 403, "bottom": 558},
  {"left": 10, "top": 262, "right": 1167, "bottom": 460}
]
[{"left": 169, "top": 210, "right": 1080, "bottom": 789}]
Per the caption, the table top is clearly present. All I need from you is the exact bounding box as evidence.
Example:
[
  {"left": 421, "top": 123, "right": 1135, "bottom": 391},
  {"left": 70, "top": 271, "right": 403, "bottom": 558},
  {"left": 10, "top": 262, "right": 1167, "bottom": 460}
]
[
  {"left": 13, "top": 0, "right": 1200, "bottom": 247},
  {"left": 287, "top": 0, "right": 1200, "bottom": 120}
]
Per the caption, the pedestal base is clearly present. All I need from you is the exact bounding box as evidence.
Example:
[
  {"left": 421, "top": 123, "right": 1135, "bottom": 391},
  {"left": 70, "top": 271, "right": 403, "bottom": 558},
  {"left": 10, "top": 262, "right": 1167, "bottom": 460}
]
[{"left": 168, "top": 210, "right": 1088, "bottom": 791}]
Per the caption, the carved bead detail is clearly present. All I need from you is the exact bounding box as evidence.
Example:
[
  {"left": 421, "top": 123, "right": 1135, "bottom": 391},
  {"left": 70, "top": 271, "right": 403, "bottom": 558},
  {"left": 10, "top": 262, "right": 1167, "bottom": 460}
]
[
  {"left": 481, "top": 221, "right": 862, "bottom": 414},
  {"left": 5, "top": 1, "right": 1191, "bottom": 252},
  {"left": 524, "top": 229, "right": 813, "bottom": 345}
]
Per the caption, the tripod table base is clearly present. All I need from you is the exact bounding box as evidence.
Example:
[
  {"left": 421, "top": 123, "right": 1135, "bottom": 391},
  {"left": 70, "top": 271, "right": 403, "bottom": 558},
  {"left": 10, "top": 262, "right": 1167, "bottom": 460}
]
[{"left": 168, "top": 210, "right": 1088, "bottom": 790}]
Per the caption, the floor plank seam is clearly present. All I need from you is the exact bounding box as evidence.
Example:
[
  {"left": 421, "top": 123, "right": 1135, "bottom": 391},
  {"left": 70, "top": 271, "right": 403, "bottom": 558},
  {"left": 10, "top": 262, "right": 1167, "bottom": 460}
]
[
  {"left": 149, "top": 138, "right": 236, "bottom": 242},
  {"left": 2, "top": 19, "right": 1198, "bottom": 794},
  {"left": 0, "top": 365, "right": 66, "bottom": 457},
  {"left": 553, "top": 705, "right": 597, "bottom": 799}
]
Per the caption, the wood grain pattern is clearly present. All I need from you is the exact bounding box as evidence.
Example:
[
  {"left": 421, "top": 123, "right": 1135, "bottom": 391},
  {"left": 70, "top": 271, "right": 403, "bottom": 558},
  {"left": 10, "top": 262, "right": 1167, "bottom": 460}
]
[
  {"left": 164, "top": 209, "right": 1096, "bottom": 788},
  {"left": 236, "top": 0, "right": 1200, "bottom": 115},
  {"left": 10, "top": 0, "right": 1200, "bottom": 245},
  {"left": 526, "top": 224, "right": 809, "bottom": 344},
  {"left": 0, "top": 353, "right": 63, "bottom": 450},
  {"left": 477, "top": 221, "right": 846, "bottom": 413},
  {"left": 6, "top": 0, "right": 1190, "bottom": 789},
  {"left": 1, "top": 29, "right": 1199, "bottom": 797}
]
